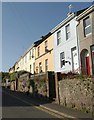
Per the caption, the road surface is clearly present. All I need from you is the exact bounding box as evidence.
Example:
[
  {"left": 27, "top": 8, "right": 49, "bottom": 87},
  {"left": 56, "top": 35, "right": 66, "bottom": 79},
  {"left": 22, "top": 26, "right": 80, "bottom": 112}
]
[{"left": 2, "top": 87, "right": 58, "bottom": 118}]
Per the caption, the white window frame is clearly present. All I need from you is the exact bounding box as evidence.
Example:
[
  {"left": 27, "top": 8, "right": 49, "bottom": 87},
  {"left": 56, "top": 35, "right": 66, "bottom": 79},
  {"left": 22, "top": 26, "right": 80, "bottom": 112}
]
[
  {"left": 45, "top": 41, "right": 48, "bottom": 52},
  {"left": 39, "top": 62, "right": 42, "bottom": 73},
  {"left": 38, "top": 46, "right": 40, "bottom": 57},
  {"left": 66, "top": 24, "right": 70, "bottom": 40},
  {"left": 57, "top": 30, "right": 61, "bottom": 45},
  {"left": 60, "top": 52, "right": 65, "bottom": 68},
  {"left": 29, "top": 51, "right": 31, "bottom": 60},
  {"left": 45, "top": 59, "right": 48, "bottom": 71},
  {"left": 32, "top": 49, "right": 34, "bottom": 58},
  {"left": 83, "top": 16, "right": 91, "bottom": 37}
]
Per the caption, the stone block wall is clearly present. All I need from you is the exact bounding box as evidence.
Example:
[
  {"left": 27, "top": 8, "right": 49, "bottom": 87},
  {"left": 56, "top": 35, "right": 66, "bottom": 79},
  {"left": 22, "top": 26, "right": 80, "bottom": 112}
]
[
  {"left": 10, "top": 81, "right": 15, "bottom": 91},
  {"left": 30, "top": 73, "right": 47, "bottom": 98},
  {"left": 59, "top": 78, "right": 94, "bottom": 113}
]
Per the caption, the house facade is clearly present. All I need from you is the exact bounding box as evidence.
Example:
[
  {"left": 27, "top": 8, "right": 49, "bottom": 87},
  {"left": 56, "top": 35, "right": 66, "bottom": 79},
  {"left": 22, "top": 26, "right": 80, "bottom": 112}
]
[
  {"left": 35, "top": 33, "right": 54, "bottom": 73},
  {"left": 9, "top": 4, "right": 94, "bottom": 76},
  {"left": 51, "top": 13, "right": 80, "bottom": 73},
  {"left": 12, "top": 44, "right": 36, "bottom": 74},
  {"left": 9, "top": 66, "right": 15, "bottom": 73},
  {"left": 77, "top": 4, "right": 94, "bottom": 75}
]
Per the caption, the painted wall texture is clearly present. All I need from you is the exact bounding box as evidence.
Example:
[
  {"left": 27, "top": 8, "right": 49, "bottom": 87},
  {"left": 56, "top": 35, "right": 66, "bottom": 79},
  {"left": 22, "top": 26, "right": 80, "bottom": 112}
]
[
  {"left": 35, "top": 35, "right": 54, "bottom": 73},
  {"left": 14, "top": 46, "right": 35, "bottom": 74},
  {"left": 53, "top": 17, "right": 79, "bottom": 73},
  {"left": 77, "top": 5, "right": 94, "bottom": 75}
]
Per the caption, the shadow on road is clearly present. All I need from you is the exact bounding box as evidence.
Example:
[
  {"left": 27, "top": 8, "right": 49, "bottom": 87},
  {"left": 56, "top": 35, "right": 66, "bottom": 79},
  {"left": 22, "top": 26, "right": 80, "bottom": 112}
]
[
  {"left": 2, "top": 87, "right": 58, "bottom": 119},
  {"left": 2, "top": 86, "right": 52, "bottom": 107}
]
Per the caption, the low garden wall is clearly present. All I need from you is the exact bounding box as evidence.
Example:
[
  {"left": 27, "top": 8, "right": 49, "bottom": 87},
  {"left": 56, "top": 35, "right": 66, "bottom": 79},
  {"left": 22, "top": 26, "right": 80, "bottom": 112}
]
[{"left": 30, "top": 73, "right": 47, "bottom": 98}]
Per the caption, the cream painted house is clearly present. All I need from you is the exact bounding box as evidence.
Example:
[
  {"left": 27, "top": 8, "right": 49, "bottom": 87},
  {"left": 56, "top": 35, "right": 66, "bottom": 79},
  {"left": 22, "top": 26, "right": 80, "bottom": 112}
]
[
  {"left": 35, "top": 32, "right": 54, "bottom": 73},
  {"left": 10, "top": 44, "right": 36, "bottom": 74}
]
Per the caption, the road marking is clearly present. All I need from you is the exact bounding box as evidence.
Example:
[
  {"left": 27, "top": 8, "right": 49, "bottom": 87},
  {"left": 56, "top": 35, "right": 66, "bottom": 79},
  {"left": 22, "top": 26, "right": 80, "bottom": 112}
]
[{"left": 2, "top": 89, "right": 64, "bottom": 118}]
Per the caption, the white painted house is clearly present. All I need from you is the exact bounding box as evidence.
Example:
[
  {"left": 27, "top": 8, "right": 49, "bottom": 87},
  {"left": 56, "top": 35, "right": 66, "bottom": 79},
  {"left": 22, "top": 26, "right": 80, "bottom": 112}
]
[
  {"left": 51, "top": 12, "right": 80, "bottom": 73},
  {"left": 13, "top": 44, "right": 36, "bottom": 74}
]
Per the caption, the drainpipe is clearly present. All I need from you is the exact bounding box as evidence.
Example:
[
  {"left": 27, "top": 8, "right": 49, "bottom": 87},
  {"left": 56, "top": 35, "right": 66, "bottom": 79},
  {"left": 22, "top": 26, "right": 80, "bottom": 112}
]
[{"left": 76, "top": 21, "right": 81, "bottom": 74}]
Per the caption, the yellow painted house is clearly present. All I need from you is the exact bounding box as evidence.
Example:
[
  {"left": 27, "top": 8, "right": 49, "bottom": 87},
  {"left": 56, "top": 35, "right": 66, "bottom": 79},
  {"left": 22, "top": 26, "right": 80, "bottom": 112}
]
[{"left": 35, "top": 32, "right": 54, "bottom": 73}]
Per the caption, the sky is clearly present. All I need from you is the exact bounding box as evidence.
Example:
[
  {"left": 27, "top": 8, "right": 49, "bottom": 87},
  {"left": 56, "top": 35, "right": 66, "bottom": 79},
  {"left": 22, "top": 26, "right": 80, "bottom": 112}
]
[{"left": 2, "top": 2, "right": 92, "bottom": 72}]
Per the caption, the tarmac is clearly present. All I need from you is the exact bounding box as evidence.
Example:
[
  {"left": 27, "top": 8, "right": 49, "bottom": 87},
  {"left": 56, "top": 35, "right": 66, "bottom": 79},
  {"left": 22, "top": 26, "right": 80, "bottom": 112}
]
[{"left": 2, "top": 87, "right": 94, "bottom": 119}]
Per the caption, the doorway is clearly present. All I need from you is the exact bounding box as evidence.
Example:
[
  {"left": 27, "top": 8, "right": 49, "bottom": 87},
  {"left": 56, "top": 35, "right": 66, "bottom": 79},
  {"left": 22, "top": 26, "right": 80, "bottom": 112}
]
[
  {"left": 71, "top": 47, "right": 78, "bottom": 72},
  {"left": 80, "top": 49, "right": 90, "bottom": 75}
]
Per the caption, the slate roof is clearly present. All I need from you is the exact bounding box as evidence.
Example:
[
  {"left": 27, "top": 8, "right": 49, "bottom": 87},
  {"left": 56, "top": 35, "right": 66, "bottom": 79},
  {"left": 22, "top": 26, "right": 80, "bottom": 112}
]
[{"left": 34, "top": 32, "right": 52, "bottom": 47}]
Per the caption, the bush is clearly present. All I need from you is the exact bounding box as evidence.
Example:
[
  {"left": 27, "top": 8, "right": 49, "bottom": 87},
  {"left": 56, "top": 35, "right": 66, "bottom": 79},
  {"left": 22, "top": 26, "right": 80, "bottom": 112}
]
[{"left": 10, "top": 72, "right": 16, "bottom": 81}]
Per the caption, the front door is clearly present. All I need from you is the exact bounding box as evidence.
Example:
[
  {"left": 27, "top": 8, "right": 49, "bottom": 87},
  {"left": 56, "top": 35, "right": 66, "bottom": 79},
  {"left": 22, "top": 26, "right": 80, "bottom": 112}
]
[
  {"left": 71, "top": 47, "right": 78, "bottom": 72},
  {"left": 92, "top": 51, "right": 94, "bottom": 74},
  {"left": 86, "top": 56, "right": 90, "bottom": 75},
  {"left": 91, "top": 46, "right": 94, "bottom": 75}
]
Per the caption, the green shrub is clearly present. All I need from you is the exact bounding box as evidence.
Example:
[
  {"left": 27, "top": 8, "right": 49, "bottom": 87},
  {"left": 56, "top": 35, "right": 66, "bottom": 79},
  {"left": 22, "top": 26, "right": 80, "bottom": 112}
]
[{"left": 10, "top": 72, "right": 16, "bottom": 81}]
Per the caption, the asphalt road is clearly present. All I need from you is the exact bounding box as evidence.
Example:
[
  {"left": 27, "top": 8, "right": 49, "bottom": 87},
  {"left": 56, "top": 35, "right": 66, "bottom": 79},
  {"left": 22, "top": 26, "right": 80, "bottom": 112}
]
[{"left": 2, "top": 87, "right": 57, "bottom": 119}]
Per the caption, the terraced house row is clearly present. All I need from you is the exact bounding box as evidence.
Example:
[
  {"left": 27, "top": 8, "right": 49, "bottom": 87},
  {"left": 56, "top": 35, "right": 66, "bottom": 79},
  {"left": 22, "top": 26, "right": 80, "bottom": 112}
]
[{"left": 9, "top": 4, "right": 94, "bottom": 76}]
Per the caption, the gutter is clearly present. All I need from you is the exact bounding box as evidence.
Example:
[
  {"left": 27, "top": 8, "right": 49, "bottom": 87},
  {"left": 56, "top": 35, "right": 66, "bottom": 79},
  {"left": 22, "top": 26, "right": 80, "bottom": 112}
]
[
  {"left": 76, "top": 21, "right": 81, "bottom": 74},
  {"left": 77, "top": 4, "right": 94, "bottom": 21}
]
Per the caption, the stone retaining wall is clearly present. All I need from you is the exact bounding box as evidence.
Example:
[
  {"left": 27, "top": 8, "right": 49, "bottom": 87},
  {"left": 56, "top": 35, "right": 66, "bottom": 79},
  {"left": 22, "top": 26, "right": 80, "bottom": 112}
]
[
  {"left": 30, "top": 73, "right": 47, "bottom": 98},
  {"left": 59, "top": 78, "right": 94, "bottom": 113}
]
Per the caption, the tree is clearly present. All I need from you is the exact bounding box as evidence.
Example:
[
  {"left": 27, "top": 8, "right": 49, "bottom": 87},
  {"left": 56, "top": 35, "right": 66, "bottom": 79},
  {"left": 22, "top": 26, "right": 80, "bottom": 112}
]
[{"left": 0, "top": 72, "right": 10, "bottom": 83}]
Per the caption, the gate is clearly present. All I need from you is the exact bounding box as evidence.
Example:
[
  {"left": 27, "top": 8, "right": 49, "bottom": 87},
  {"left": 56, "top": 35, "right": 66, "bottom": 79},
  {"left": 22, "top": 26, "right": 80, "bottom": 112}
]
[{"left": 48, "top": 72, "right": 56, "bottom": 100}]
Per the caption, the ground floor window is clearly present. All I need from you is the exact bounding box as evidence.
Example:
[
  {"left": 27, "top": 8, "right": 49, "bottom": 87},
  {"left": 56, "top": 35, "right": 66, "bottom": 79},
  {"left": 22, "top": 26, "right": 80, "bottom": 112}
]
[
  {"left": 39, "top": 62, "right": 42, "bottom": 73},
  {"left": 60, "top": 52, "right": 65, "bottom": 68},
  {"left": 45, "top": 59, "right": 48, "bottom": 72}
]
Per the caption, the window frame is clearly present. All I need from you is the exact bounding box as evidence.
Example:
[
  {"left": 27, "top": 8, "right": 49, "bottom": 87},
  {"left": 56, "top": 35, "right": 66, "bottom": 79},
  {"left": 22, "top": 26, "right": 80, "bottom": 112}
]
[
  {"left": 60, "top": 52, "right": 65, "bottom": 68},
  {"left": 38, "top": 46, "right": 40, "bottom": 57},
  {"left": 57, "top": 30, "right": 61, "bottom": 45},
  {"left": 83, "top": 16, "right": 91, "bottom": 37},
  {"left": 66, "top": 24, "right": 70, "bottom": 40},
  {"left": 45, "top": 41, "right": 48, "bottom": 52},
  {"left": 39, "top": 62, "right": 42, "bottom": 73},
  {"left": 29, "top": 51, "right": 31, "bottom": 60},
  {"left": 32, "top": 49, "right": 34, "bottom": 58},
  {"left": 45, "top": 59, "right": 48, "bottom": 71}
]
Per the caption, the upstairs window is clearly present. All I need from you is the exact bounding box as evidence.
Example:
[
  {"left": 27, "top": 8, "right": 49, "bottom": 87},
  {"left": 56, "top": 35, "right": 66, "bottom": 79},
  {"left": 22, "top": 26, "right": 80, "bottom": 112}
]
[
  {"left": 45, "top": 41, "right": 48, "bottom": 52},
  {"left": 25, "top": 55, "right": 27, "bottom": 63},
  {"left": 60, "top": 52, "right": 65, "bottom": 68},
  {"left": 32, "top": 49, "right": 34, "bottom": 58},
  {"left": 38, "top": 46, "right": 40, "bottom": 57},
  {"left": 66, "top": 24, "right": 70, "bottom": 40},
  {"left": 57, "top": 31, "right": 61, "bottom": 45},
  {"left": 29, "top": 51, "right": 31, "bottom": 60},
  {"left": 83, "top": 16, "right": 91, "bottom": 37}
]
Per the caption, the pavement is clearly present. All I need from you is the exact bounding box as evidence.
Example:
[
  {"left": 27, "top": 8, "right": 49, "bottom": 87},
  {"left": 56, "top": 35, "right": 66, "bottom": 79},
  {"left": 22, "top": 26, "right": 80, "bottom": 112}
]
[
  {"left": 2, "top": 87, "right": 94, "bottom": 119},
  {"left": 25, "top": 95, "right": 93, "bottom": 119}
]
